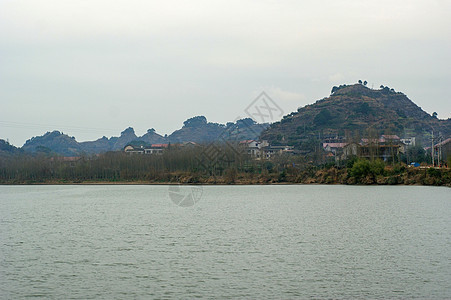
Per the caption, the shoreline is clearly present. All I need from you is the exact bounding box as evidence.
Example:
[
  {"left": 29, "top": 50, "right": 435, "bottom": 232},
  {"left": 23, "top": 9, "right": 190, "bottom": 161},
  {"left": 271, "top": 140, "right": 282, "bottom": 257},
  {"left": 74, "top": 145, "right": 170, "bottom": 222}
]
[
  {"left": 0, "top": 181, "right": 439, "bottom": 187},
  {"left": 1, "top": 167, "right": 449, "bottom": 187}
]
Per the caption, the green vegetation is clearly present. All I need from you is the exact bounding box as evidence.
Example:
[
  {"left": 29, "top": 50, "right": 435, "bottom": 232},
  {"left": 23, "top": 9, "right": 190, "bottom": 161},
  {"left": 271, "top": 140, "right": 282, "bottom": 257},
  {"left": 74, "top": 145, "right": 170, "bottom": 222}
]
[
  {"left": 0, "top": 140, "right": 22, "bottom": 154},
  {"left": 354, "top": 102, "right": 371, "bottom": 115},
  {"left": 183, "top": 116, "right": 207, "bottom": 127},
  {"left": 314, "top": 109, "right": 333, "bottom": 125},
  {"left": 400, "top": 145, "right": 428, "bottom": 164},
  {"left": 349, "top": 159, "right": 385, "bottom": 180}
]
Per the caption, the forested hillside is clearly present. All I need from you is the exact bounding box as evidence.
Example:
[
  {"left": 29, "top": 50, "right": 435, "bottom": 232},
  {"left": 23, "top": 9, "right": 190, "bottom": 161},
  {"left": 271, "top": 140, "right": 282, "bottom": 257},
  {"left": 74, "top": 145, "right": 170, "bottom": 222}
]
[{"left": 261, "top": 84, "right": 450, "bottom": 150}]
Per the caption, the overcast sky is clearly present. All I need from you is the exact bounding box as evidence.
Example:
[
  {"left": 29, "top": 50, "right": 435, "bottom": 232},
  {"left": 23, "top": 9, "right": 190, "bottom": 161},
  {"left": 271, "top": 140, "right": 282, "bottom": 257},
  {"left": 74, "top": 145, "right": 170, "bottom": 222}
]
[{"left": 1, "top": 0, "right": 450, "bottom": 146}]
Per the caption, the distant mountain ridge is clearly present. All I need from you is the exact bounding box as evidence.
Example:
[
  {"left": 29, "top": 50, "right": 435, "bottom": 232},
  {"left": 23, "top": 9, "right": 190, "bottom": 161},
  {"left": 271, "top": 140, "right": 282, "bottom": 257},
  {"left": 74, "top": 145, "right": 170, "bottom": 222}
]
[
  {"left": 19, "top": 117, "right": 269, "bottom": 156},
  {"left": 5, "top": 84, "right": 451, "bottom": 156}
]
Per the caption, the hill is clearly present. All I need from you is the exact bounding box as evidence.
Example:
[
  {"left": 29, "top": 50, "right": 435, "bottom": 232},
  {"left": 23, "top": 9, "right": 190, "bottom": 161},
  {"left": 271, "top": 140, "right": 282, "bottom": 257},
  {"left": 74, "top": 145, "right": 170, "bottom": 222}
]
[
  {"left": 22, "top": 131, "right": 83, "bottom": 156},
  {"left": 0, "top": 139, "right": 22, "bottom": 155},
  {"left": 168, "top": 116, "right": 267, "bottom": 143},
  {"left": 18, "top": 117, "right": 269, "bottom": 156},
  {"left": 261, "top": 84, "right": 450, "bottom": 149}
]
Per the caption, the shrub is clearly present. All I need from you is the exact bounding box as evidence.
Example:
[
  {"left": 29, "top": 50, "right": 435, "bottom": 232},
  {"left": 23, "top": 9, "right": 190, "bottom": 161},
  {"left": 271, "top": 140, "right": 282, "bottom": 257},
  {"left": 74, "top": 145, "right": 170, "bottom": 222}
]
[
  {"left": 350, "top": 159, "right": 371, "bottom": 179},
  {"left": 427, "top": 168, "right": 441, "bottom": 178},
  {"left": 369, "top": 159, "right": 385, "bottom": 176},
  {"left": 278, "top": 169, "right": 287, "bottom": 182},
  {"left": 349, "top": 159, "right": 385, "bottom": 181},
  {"left": 392, "top": 164, "right": 406, "bottom": 175},
  {"left": 346, "top": 156, "right": 358, "bottom": 169}
]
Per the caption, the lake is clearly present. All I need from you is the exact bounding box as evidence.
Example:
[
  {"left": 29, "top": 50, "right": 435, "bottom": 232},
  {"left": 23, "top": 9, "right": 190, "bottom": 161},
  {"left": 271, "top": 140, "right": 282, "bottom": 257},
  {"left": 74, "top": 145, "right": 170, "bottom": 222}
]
[{"left": 0, "top": 185, "right": 450, "bottom": 299}]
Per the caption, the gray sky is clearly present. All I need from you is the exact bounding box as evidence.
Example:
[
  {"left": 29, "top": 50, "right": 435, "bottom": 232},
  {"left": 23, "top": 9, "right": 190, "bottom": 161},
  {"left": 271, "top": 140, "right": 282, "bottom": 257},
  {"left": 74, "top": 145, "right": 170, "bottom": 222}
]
[{"left": 1, "top": 0, "right": 450, "bottom": 146}]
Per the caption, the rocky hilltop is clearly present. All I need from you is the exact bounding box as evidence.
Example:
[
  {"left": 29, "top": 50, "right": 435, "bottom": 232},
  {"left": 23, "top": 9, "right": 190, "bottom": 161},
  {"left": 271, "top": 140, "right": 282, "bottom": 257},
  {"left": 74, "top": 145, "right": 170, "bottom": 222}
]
[
  {"left": 168, "top": 116, "right": 268, "bottom": 143},
  {"left": 261, "top": 84, "right": 450, "bottom": 149},
  {"left": 22, "top": 131, "right": 83, "bottom": 156},
  {"left": 0, "top": 139, "right": 22, "bottom": 155}
]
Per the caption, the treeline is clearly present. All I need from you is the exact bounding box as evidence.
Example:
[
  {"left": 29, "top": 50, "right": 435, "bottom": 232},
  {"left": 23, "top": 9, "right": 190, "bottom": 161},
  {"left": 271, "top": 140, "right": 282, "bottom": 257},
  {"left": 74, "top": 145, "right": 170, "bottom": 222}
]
[
  {"left": 0, "top": 146, "right": 449, "bottom": 186},
  {"left": 0, "top": 145, "right": 304, "bottom": 184},
  {"left": 0, "top": 147, "right": 204, "bottom": 183}
]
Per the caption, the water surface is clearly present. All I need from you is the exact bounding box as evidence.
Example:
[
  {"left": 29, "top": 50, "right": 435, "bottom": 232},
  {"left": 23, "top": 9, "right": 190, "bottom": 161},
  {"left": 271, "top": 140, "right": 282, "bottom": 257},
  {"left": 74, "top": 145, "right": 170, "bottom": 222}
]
[{"left": 1, "top": 185, "right": 450, "bottom": 299}]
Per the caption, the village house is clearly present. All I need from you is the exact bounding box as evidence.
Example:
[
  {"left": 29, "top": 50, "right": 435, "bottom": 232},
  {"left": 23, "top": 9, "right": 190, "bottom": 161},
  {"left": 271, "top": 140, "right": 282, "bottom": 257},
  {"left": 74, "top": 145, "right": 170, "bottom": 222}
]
[
  {"left": 239, "top": 140, "right": 293, "bottom": 159},
  {"left": 123, "top": 145, "right": 144, "bottom": 154},
  {"left": 358, "top": 143, "right": 402, "bottom": 161},
  {"left": 239, "top": 140, "right": 269, "bottom": 158},
  {"left": 342, "top": 142, "right": 360, "bottom": 159},
  {"left": 263, "top": 145, "right": 294, "bottom": 159},
  {"left": 124, "top": 144, "right": 169, "bottom": 155},
  {"left": 323, "top": 135, "right": 406, "bottom": 162},
  {"left": 322, "top": 142, "right": 348, "bottom": 159},
  {"left": 429, "top": 137, "right": 451, "bottom": 165},
  {"left": 400, "top": 137, "right": 416, "bottom": 147},
  {"left": 181, "top": 141, "right": 198, "bottom": 148},
  {"left": 239, "top": 140, "right": 260, "bottom": 157}
]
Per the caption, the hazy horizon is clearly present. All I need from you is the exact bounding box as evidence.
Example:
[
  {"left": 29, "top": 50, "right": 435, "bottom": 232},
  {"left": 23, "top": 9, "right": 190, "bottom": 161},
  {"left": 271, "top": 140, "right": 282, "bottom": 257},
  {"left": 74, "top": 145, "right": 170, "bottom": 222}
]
[{"left": 1, "top": 0, "right": 450, "bottom": 146}]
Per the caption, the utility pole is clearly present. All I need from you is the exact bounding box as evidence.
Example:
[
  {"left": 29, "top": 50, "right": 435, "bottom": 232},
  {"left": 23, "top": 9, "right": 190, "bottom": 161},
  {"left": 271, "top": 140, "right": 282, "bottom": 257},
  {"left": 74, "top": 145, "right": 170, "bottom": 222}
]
[
  {"left": 438, "top": 135, "right": 442, "bottom": 166},
  {"left": 431, "top": 131, "right": 434, "bottom": 167}
]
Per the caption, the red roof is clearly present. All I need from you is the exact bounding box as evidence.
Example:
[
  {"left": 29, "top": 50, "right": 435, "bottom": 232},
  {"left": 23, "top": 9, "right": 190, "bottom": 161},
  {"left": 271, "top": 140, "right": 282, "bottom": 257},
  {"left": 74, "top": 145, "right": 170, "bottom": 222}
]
[
  {"left": 382, "top": 135, "right": 400, "bottom": 140},
  {"left": 361, "top": 138, "right": 385, "bottom": 144},
  {"left": 434, "top": 138, "right": 451, "bottom": 148},
  {"left": 322, "top": 142, "right": 348, "bottom": 148},
  {"left": 239, "top": 140, "right": 256, "bottom": 144}
]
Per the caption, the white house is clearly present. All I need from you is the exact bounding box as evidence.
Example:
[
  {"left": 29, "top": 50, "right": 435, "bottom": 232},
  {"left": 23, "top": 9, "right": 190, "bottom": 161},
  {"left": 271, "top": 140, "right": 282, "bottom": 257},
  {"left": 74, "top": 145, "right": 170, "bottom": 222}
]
[
  {"left": 124, "top": 144, "right": 168, "bottom": 155},
  {"left": 400, "top": 137, "right": 416, "bottom": 147}
]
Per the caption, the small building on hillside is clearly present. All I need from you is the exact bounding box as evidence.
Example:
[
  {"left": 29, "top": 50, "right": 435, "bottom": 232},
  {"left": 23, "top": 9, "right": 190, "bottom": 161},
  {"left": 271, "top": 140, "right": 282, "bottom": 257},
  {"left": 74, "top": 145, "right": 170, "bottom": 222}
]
[
  {"left": 358, "top": 143, "right": 402, "bottom": 161},
  {"left": 358, "top": 135, "right": 405, "bottom": 160},
  {"left": 124, "top": 144, "right": 168, "bottom": 155},
  {"left": 322, "top": 142, "right": 348, "bottom": 157},
  {"left": 239, "top": 140, "right": 269, "bottom": 158},
  {"left": 400, "top": 137, "right": 416, "bottom": 147},
  {"left": 263, "top": 145, "right": 294, "bottom": 159},
  {"left": 433, "top": 137, "right": 451, "bottom": 164},
  {"left": 381, "top": 135, "right": 400, "bottom": 142},
  {"left": 342, "top": 143, "right": 360, "bottom": 159},
  {"left": 239, "top": 140, "right": 260, "bottom": 157},
  {"left": 181, "top": 141, "right": 198, "bottom": 148},
  {"left": 323, "top": 135, "right": 406, "bottom": 162},
  {"left": 124, "top": 145, "right": 145, "bottom": 154},
  {"left": 239, "top": 140, "right": 294, "bottom": 159}
]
